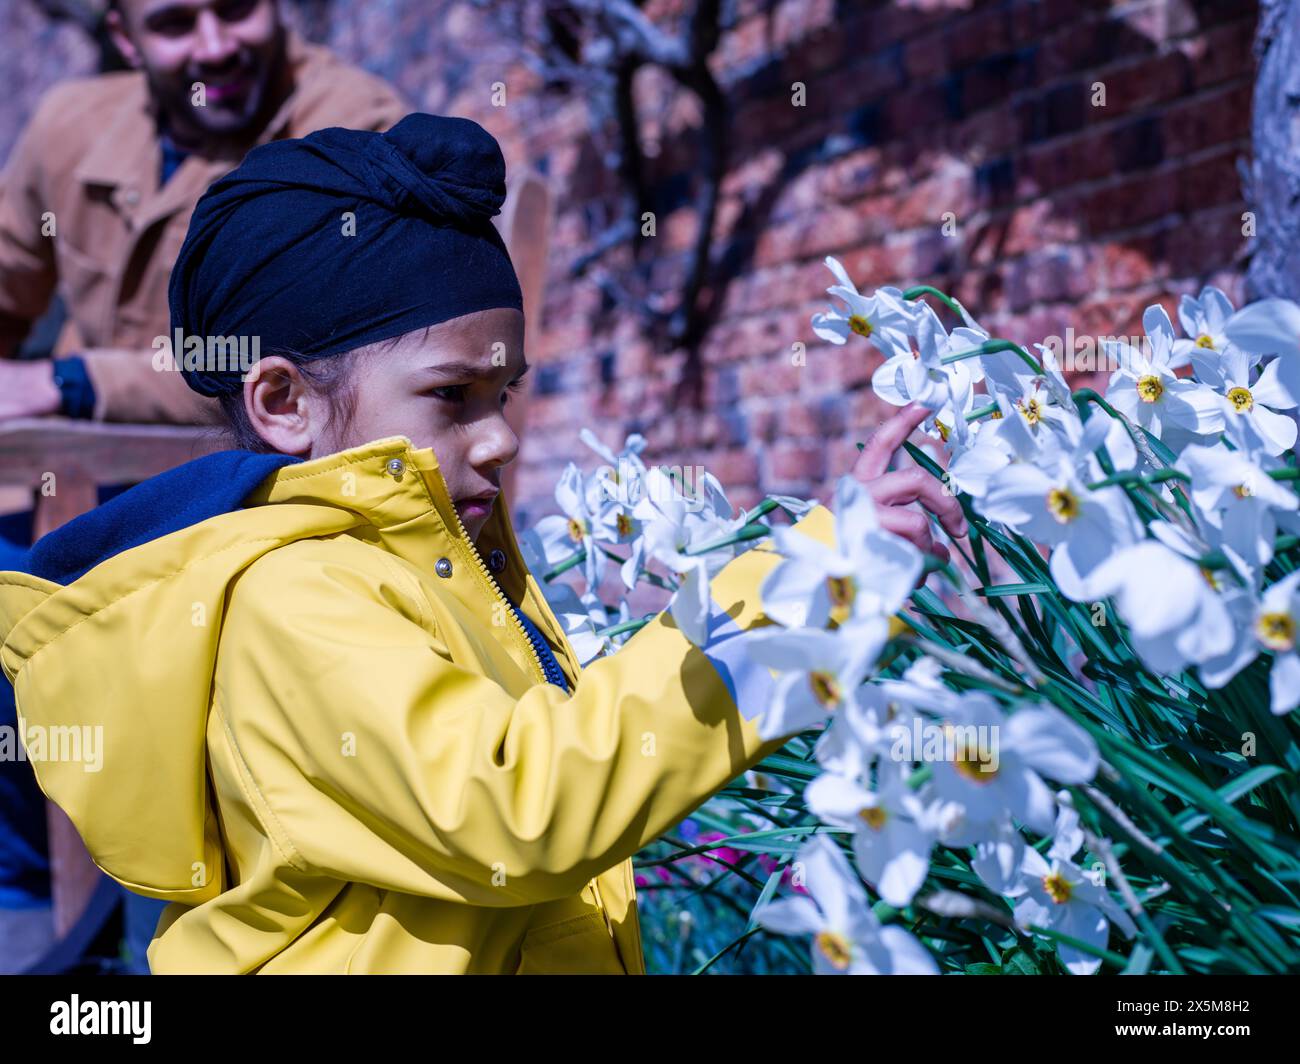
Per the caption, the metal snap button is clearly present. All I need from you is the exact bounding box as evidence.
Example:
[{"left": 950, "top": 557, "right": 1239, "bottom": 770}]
[
  {"left": 386, "top": 458, "right": 405, "bottom": 478},
  {"left": 488, "top": 549, "right": 506, "bottom": 573},
  {"left": 435, "top": 557, "right": 453, "bottom": 578}
]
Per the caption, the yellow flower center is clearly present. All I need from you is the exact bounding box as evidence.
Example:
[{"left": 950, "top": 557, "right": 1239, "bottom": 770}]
[
  {"left": 943, "top": 723, "right": 998, "bottom": 782},
  {"left": 1136, "top": 375, "right": 1164, "bottom": 403},
  {"left": 615, "top": 512, "right": 633, "bottom": 536},
  {"left": 567, "top": 517, "right": 587, "bottom": 543},
  {"left": 858, "top": 806, "right": 888, "bottom": 831},
  {"left": 935, "top": 419, "right": 950, "bottom": 441},
  {"left": 990, "top": 409, "right": 1004, "bottom": 420},
  {"left": 1233, "top": 482, "right": 1254, "bottom": 499},
  {"left": 1227, "top": 386, "right": 1254, "bottom": 413},
  {"left": 1256, "top": 611, "right": 1297, "bottom": 652},
  {"left": 1200, "top": 566, "right": 1222, "bottom": 590},
  {"left": 826, "top": 575, "right": 856, "bottom": 625},
  {"left": 848, "top": 315, "right": 873, "bottom": 338},
  {"left": 1046, "top": 487, "right": 1081, "bottom": 523},
  {"left": 809, "top": 670, "right": 843, "bottom": 709},
  {"left": 815, "top": 929, "right": 852, "bottom": 970},
  {"left": 1196, "top": 334, "right": 1216, "bottom": 349},
  {"left": 1043, "top": 870, "right": 1073, "bottom": 904},
  {"left": 1016, "top": 397, "right": 1042, "bottom": 425}
]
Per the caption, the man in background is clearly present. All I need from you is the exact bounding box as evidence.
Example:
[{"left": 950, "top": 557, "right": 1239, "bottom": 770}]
[
  {"left": 0, "top": 0, "right": 408, "bottom": 974},
  {"left": 0, "top": 0, "right": 407, "bottom": 424}
]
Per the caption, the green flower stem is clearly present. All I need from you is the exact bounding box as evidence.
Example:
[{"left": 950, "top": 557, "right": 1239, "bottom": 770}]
[
  {"left": 902, "top": 284, "right": 966, "bottom": 319},
  {"left": 685, "top": 521, "right": 773, "bottom": 556},
  {"left": 1200, "top": 535, "right": 1299, "bottom": 571},
  {"left": 1088, "top": 468, "right": 1190, "bottom": 490},
  {"left": 964, "top": 400, "right": 999, "bottom": 422},
  {"left": 542, "top": 548, "right": 586, "bottom": 582},
  {"left": 594, "top": 616, "right": 654, "bottom": 639},
  {"left": 941, "top": 338, "right": 1044, "bottom": 376}
]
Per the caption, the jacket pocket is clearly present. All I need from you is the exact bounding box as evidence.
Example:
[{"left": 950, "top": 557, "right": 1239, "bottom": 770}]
[{"left": 516, "top": 911, "right": 628, "bottom": 975}]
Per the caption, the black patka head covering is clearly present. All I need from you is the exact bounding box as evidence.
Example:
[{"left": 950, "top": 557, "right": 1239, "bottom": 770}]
[{"left": 169, "top": 112, "right": 524, "bottom": 397}]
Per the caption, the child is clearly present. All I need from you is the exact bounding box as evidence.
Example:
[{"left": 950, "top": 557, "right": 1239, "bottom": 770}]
[{"left": 0, "top": 114, "right": 965, "bottom": 974}]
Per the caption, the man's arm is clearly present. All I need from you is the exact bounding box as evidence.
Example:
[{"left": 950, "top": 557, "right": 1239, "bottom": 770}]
[{"left": 0, "top": 90, "right": 60, "bottom": 360}]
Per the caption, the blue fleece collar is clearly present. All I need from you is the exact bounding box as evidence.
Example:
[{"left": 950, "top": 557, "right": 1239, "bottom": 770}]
[{"left": 28, "top": 451, "right": 302, "bottom": 586}]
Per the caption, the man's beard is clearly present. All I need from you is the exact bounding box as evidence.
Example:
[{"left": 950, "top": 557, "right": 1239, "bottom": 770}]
[{"left": 152, "top": 27, "right": 286, "bottom": 145}]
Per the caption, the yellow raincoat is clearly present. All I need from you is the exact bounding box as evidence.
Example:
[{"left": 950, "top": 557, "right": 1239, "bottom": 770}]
[{"left": 0, "top": 435, "right": 835, "bottom": 973}]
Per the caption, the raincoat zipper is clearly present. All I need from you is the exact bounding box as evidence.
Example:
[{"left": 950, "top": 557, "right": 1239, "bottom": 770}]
[{"left": 433, "top": 465, "right": 560, "bottom": 693}]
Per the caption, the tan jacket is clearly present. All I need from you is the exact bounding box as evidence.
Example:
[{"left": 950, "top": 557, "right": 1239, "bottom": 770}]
[{"left": 0, "top": 30, "right": 409, "bottom": 424}]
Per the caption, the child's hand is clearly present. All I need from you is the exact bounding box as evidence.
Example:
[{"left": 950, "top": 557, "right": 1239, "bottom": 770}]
[{"left": 846, "top": 403, "right": 967, "bottom": 564}]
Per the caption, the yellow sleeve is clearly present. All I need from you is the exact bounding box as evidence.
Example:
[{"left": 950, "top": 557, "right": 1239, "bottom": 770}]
[{"left": 218, "top": 504, "right": 836, "bottom": 906}]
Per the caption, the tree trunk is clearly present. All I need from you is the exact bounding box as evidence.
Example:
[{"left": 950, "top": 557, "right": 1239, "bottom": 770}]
[{"left": 1247, "top": 1, "right": 1300, "bottom": 300}]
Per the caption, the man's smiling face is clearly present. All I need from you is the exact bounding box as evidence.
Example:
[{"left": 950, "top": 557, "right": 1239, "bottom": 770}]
[{"left": 107, "top": 0, "right": 285, "bottom": 145}]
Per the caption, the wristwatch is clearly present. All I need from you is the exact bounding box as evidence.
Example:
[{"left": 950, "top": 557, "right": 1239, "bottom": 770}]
[{"left": 51, "top": 355, "right": 96, "bottom": 419}]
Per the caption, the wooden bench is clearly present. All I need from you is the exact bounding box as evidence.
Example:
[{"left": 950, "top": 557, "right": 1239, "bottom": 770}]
[{"left": 0, "top": 168, "right": 552, "bottom": 969}]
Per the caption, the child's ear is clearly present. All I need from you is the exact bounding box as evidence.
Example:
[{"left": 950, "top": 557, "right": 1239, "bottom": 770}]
[{"left": 243, "top": 357, "right": 320, "bottom": 457}]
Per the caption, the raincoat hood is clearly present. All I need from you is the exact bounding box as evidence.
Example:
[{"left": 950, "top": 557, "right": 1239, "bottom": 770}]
[{"left": 0, "top": 436, "right": 547, "bottom": 903}]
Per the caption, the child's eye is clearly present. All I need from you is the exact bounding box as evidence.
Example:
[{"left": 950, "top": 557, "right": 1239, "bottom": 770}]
[
  {"left": 429, "top": 385, "right": 468, "bottom": 403},
  {"left": 429, "top": 378, "right": 526, "bottom": 405},
  {"left": 502, "top": 378, "right": 526, "bottom": 404}
]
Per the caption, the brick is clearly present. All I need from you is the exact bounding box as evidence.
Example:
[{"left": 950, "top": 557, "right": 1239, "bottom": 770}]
[
  {"left": 1163, "top": 81, "right": 1252, "bottom": 156},
  {"left": 766, "top": 442, "right": 827, "bottom": 483},
  {"left": 1089, "top": 50, "right": 1191, "bottom": 122},
  {"left": 1187, "top": 17, "right": 1257, "bottom": 90}
]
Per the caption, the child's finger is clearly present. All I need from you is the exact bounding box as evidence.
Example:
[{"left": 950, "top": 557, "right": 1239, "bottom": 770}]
[
  {"left": 868, "top": 469, "right": 968, "bottom": 539},
  {"left": 854, "top": 403, "right": 930, "bottom": 480}
]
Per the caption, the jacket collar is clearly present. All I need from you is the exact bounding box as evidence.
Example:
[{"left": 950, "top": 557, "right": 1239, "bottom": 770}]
[{"left": 243, "top": 436, "right": 573, "bottom": 675}]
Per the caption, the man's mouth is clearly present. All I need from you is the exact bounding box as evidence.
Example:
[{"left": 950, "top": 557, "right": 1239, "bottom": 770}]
[{"left": 199, "top": 67, "right": 255, "bottom": 105}]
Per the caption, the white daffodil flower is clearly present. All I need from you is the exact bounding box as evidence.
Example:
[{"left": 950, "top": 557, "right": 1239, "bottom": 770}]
[
  {"left": 633, "top": 466, "right": 748, "bottom": 645},
  {"left": 1008, "top": 803, "right": 1136, "bottom": 976},
  {"left": 1252, "top": 570, "right": 1300, "bottom": 715},
  {"left": 579, "top": 428, "right": 649, "bottom": 552},
  {"left": 745, "top": 621, "right": 890, "bottom": 740},
  {"left": 754, "top": 833, "right": 938, "bottom": 975},
  {"left": 1177, "top": 442, "right": 1300, "bottom": 573},
  {"left": 1194, "top": 345, "right": 1298, "bottom": 456},
  {"left": 812, "top": 684, "right": 905, "bottom": 778},
  {"left": 970, "top": 814, "right": 1028, "bottom": 894},
  {"left": 761, "top": 474, "right": 922, "bottom": 629},
  {"left": 530, "top": 462, "right": 611, "bottom": 590},
  {"left": 929, "top": 693, "right": 1098, "bottom": 835},
  {"left": 1173, "top": 284, "right": 1235, "bottom": 370},
  {"left": 1106, "top": 305, "right": 1224, "bottom": 446},
  {"left": 980, "top": 411, "right": 1143, "bottom": 600},
  {"left": 805, "top": 761, "right": 937, "bottom": 908},
  {"left": 579, "top": 427, "right": 648, "bottom": 484},
  {"left": 1083, "top": 539, "right": 1235, "bottom": 675},
  {"left": 1222, "top": 296, "right": 1300, "bottom": 400},
  {"left": 978, "top": 339, "right": 1073, "bottom": 417},
  {"left": 872, "top": 300, "right": 984, "bottom": 415},
  {"left": 944, "top": 394, "right": 1049, "bottom": 498},
  {"left": 538, "top": 582, "right": 629, "bottom": 665},
  {"left": 811, "top": 256, "right": 915, "bottom": 356}
]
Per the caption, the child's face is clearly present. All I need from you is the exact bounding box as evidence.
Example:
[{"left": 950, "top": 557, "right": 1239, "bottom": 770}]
[
  {"left": 314, "top": 308, "right": 528, "bottom": 543},
  {"left": 245, "top": 304, "right": 525, "bottom": 538}
]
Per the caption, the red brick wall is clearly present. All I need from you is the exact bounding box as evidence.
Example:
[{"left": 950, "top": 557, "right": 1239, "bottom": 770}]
[
  {"left": 393, "top": 0, "right": 1259, "bottom": 525},
  {"left": 1, "top": 0, "right": 1259, "bottom": 528}
]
